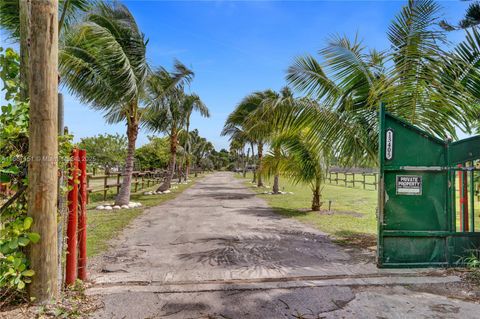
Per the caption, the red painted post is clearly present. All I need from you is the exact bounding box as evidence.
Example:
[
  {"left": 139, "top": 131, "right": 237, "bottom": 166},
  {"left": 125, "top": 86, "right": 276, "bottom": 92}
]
[
  {"left": 66, "top": 149, "right": 79, "bottom": 286},
  {"left": 78, "top": 149, "right": 88, "bottom": 280},
  {"left": 458, "top": 164, "right": 469, "bottom": 232}
]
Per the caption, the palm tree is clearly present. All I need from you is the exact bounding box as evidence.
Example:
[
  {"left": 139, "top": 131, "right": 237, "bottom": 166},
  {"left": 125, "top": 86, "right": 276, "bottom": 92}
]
[
  {"left": 190, "top": 132, "right": 214, "bottom": 175},
  {"left": 245, "top": 87, "right": 298, "bottom": 194},
  {"left": 181, "top": 94, "right": 209, "bottom": 181},
  {"left": 222, "top": 91, "right": 278, "bottom": 187},
  {"left": 264, "top": 129, "right": 328, "bottom": 211},
  {"left": 59, "top": 2, "right": 149, "bottom": 206},
  {"left": 0, "top": 0, "right": 95, "bottom": 98},
  {"left": 441, "top": 0, "right": 480, "bottom": 30},
  {"left": 286, "top": 0, "right": 476, "bottom": 166},
  {"left": 143, "top": 67, "right": 208, "bottom": 191}
]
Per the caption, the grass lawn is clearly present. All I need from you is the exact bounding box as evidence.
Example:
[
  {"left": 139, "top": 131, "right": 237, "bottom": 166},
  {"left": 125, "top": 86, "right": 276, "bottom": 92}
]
[
  {"left": 86, "top": 174, "right": 204, "bottom": 257},
  {"left": 239, "top": 172, "right": 480, "bottom": 247},
  {"left": 237, "top": 172, "right": 378, "bottom": 247}
]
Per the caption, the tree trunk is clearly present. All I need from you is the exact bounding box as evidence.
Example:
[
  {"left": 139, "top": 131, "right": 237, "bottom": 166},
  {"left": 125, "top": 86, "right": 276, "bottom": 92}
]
[
  {"left": 185, "top": 156, "right": 190, "bottom": 181},
  {"left": 243, "top": 147, "right": 250, "bottom": 178},
  {"left": 177, "top": 158, "right": 182, "bottom": 183},
  {"left": 27, "top": 0, "right": 59, "bottom": 302},
  {"left": 250, "top": 142, "right": 256, "bottom": 183},
  {"left": 115, "top": 116, "right": 138, "bottom": 206},
  {"left": 183, "top": 122, "right": 190, "bottom": 182},
  {"left": 272, "top": 146, "right": 280, "bottom": 194},
  {"left": 19, "top": 0, "right": 31, "bottom": 100},
  {"left": 257, "top": 143, "right": 264, "bottom": 187},
  {"left": 157, "top": 130, "right": 177, "bottom": 191},
  {"left": 311, "top": 178, "right": 322, "bottom": 211},
  {"left": 273, "top": 175, "right": 280, "bottom": 194}
]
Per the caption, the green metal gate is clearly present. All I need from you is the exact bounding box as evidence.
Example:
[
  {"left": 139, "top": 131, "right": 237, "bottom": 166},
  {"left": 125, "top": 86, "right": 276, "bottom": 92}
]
[{"left": 378, "top": 105, "right": 480, "bottom": 268}]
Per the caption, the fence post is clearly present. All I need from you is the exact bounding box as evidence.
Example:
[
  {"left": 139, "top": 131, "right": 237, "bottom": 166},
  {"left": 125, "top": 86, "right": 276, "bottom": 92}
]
[
  {"left": 134, "top": 173, "right": 138, "bottom": 193},
  {"left": 336, "top": 172, "right": 338, "bottom": 185},
  {"left": 66, "top": 149, "right": 79, "bottom": 286},
  {"left": 103, "top": 174, "right": 107, "bottom": 201},
  {"left": 353, "top": 173, "right": 356, "bottom": 188},
  {"left": 374, "top": 173, "right": 378, "bottom": 190},
  {"left": 116, "top": 173, "right": 121, "bottom": 195},
  {"left": 363, "top": 173, "right": 366, "bottom": 190},
  {"left": 78, "top": 149, "right": 87, "bottom": 281}
]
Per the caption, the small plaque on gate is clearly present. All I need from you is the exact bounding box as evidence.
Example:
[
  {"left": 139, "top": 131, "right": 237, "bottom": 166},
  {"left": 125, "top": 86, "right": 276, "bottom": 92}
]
[
  {"left": 396, "top": 175, "right": 422, "bottom": 195},
  {"left": 385, "top": 129, "right": 394, "bottom": 160}
]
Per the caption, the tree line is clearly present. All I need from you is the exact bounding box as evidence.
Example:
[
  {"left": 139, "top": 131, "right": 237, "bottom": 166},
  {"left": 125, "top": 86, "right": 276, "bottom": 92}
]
[
  {"left": 0, "top": 0, "right": 214, "bottom": 303},
  {"left": 223, "top": 0, "right": 480, "bottom": 212}
]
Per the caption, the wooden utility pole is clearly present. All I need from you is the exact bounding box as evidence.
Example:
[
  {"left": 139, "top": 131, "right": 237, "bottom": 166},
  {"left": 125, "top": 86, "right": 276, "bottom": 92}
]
[
  {"left": 27, "top": 0, "right": 59, "bottom": 302},
  {"left": 19, "top": 0, "right": 31, "bottom": 99}
]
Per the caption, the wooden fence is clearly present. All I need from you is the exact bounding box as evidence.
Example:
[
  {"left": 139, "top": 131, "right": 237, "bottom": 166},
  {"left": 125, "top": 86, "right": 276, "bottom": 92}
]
[
  {"left": 326, "top": 170, "right": 378, "bottom": 190},
  {"left": 86, "top": 170, "right": 164, "bottom": 203}
]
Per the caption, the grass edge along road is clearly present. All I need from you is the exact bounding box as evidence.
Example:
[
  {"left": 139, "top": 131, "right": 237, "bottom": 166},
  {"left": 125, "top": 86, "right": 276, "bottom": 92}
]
[
  {"left": 237, "top": 172, "right": 378, "bottom": 249},
  {"left": 86, "top": 174, "right": 204, "bottom": 257}
]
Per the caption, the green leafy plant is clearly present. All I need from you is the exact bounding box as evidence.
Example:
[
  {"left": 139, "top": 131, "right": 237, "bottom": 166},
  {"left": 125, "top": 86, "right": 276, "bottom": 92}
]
[
  {"left": 0, "top": 214, "right": 39, "bottom": 290},
  {"left": 0, "top": 47, "right": 36, "bottom": 298}
]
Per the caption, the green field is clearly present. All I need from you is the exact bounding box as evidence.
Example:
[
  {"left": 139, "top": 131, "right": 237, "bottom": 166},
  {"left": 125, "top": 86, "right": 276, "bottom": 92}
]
[
  {"left": 239, "top": 172, "right": 480, "bottom": 247},
  {"left": 86, "top": 175, "right": 203, "bottom": 256},
  {"left": 238, "top": 172, "right": 378, "bottom": 247}
]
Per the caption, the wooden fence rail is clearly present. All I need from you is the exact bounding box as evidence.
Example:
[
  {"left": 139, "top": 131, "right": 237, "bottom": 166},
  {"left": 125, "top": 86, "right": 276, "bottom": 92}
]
[
  {"left": 86, "top": 170, "right": 164, "bottom": 203},
  {"left": 326, "top": 171, "right": 378, "bottom": 190}
]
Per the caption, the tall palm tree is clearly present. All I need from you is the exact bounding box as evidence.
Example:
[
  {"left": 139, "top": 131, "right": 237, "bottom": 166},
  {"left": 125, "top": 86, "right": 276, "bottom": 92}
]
[
  {"left": 245, "top": 87, "right": 298, "bottom": 194},
  {"left": 190, "top": 132, "right": 214, "bottom": 175},
  {"left": 222, "top": 91, "right": 277, "bottom": 187},
  {"left": 286, "top": 0, "right": 477, "bottom": 166},
  {"left": 440, "top": 0, "right": 480, "bottom": 30},
  {"left": 143, "top": 68, "right": 207, "bottom": 191},
  {"left": 181, "top": 94, "right": 209, "bottom": 181},
  {"left": 0, "top": 0, "right": 95, "bottom": 98},
  {"left": 59, "top": 2, "right": 149, "bottom": 206}
]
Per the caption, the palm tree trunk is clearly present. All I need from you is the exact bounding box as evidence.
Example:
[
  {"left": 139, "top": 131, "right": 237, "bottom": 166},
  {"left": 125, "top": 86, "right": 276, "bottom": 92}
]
[
  {"left": 177, "top": 157, "right": 182, "bottom": 183},
  {"left": 243, "top": 147, "right": 249, "bottom": 178},
  {"left": 272, "top": 146, "right": 280, "bottom": 194},
  {"left": 157, "top": 130, "right": 177, "bottom": 191},
  {"left": 115, "top": 118, "right": 138, "bottom": 206},
  {"left": 185, "top": 156, "right": 190, "bottom": 181},
  {"left": 273, "top": 175, "right": 280, "bottom": 194},
  {"left": 183, "top": 121, "right": 190, "bottom": 182},
  {"left": 311, "top": 177, "right": 322, "bottom": 211},
  {"left": 257, "top": 143, "right": 264, "bottom": 187},
  {"left": 250, "top": 142, "right": 256, "bottom": 183}
]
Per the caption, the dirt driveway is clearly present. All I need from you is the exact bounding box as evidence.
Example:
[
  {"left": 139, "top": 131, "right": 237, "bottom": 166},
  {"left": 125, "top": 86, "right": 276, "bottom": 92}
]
[{"left": 89, "top": 172, "right": 480, "bottom": 318}]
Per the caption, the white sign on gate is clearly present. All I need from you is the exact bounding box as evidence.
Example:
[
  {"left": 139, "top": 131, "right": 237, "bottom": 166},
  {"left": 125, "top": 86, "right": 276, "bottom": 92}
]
[{"left": 385, "top": 128, "right": 394, "bottom": 160}]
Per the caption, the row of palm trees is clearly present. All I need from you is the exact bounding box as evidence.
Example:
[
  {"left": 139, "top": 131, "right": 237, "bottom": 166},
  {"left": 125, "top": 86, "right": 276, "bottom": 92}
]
[
  {"left": 223, "top": 0, "right": 480, "bottom": 211},
  {"left": 2, "top": 1, "right": 210, "bottom": 206},
  {"left": 56, "top": 2, "right": 209, "bottom": 205}
]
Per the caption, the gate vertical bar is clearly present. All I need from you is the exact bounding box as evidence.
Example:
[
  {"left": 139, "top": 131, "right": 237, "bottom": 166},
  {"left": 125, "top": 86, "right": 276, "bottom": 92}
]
[
  {"left": 463, "top": 167, "right": 469, "bottom": 231},
  {"left": 78, "top": 149, "right": 87, "bottom": 280},
  {"left": 470, "top": 169, "right": 475, "bottom": 232},
  {"left": 66, "top": 149, "right": 79, "bottom": 286}
]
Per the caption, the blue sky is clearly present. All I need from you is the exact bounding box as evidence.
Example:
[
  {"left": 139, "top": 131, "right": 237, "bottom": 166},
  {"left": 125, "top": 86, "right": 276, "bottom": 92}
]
[{"left": 0, "top": 1, "right": 471, "bottom": 149}]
